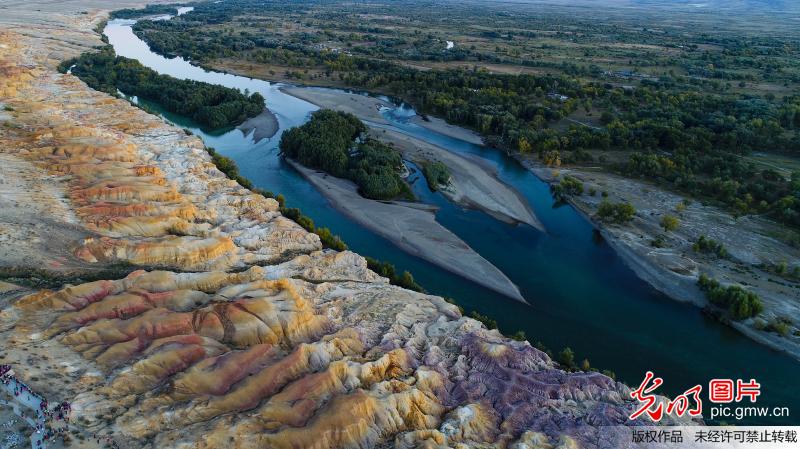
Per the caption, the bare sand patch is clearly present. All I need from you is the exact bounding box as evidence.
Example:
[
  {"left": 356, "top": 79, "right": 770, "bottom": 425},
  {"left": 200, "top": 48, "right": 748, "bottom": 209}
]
[
  {"left": 287, "top": 159, "right": 525, "bottom": 302},
  {"left": 372, "top": 128, "right": 542, "bottom": 230},
  {"left": 236, "top": 108, "right": 278, "bottom": 142}
]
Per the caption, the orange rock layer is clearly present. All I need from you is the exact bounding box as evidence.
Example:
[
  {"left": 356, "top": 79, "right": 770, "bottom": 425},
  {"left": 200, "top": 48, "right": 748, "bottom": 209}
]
[{"left": 0, "top": 29, "right": 319, "bottom": 272}]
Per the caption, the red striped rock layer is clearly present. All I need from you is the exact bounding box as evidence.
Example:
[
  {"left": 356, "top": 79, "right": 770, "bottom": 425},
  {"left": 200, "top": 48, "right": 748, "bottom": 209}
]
[{"left": 1, "top": 251, "right": 669, "bottom": 449}]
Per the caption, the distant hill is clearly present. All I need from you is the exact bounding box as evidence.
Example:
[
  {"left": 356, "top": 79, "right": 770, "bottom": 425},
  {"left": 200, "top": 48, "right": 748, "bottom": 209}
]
[
  {"left": 628, "top": 0, "right": 796, "bottom": 12},
  {"left": 456, "top": 0, "right": 800, "bottom": 38},
  {"left": 480, "top": 0, "right": 800, "bottom": 15}
]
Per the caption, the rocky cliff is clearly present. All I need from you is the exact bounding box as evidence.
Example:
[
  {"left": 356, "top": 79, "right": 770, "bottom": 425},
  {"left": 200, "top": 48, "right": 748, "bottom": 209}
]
[{"left": 0, "top": 5, "right": 685, "bottom": 448}]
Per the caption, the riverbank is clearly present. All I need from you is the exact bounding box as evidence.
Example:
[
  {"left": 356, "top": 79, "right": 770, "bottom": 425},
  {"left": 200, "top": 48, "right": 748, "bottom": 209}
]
[
  {"left": 518, "top": 156, "right": 800, "bottom": 361},
  {"left": 236, "top": 108, "right": 278, "bottom": 142},
  {"left": 280, "top": 86, "right": 486, "bottom": 146},
  {"left": 286, "top": 158, "right": 526, "bottom": 302},
  {"left": 371, "top": 128, "right": 542, "bottom": 229},
  {"left": 408, "top": 115, "right": 484, "bottom": 146},
  {"left": 280, "top": 86, "right": 390, "bottom": 124}
]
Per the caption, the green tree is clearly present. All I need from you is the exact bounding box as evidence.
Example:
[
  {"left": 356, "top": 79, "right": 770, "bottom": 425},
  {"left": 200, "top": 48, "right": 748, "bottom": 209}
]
[
  {"left": 597, "top": 200, "right": 636, "bottom": 224},
  {"left": 697, "top": 274, "right": 763, "bottom": 320},
  {"left": 558, "top": 347, "right": 575, "bottom": 369}
]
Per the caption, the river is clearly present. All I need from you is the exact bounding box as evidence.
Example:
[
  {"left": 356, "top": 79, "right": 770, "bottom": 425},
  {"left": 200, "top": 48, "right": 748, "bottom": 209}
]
[{"left": 102, "top": 16, "right": 800, "bottom": 424}]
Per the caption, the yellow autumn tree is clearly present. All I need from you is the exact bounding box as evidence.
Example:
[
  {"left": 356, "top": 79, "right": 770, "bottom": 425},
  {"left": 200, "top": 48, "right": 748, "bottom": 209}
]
[{"left": 518, "top": 136, "right": 532, "bottom": 153}]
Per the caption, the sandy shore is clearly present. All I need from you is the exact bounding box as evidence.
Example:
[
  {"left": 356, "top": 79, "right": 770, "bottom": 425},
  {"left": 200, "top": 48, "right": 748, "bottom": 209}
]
[
  {"left": 410, "top": 115, "right": 484, "bottom": 145},
  {"left": 281, "top": 86, "right": 391, "bottom": 124},
  {"left": 286, "top": 159, "right": 526, "bottom": 302},
  {"left": 281, "top": 86, "right": 485, "bottom": 145},
  {"left": 236, "top": 108, "right": 278, "bottom": 142},
  {"left": 372, "top": 128, "right": 542, "bottom": 230}
]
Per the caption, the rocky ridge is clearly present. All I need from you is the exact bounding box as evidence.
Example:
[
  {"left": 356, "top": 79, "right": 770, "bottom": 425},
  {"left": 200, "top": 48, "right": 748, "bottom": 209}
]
[{"left": 0, "top": 5, "right": 687, "bottom": 448}]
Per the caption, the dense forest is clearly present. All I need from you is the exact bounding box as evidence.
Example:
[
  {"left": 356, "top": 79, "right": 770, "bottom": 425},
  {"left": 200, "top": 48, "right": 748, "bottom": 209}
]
[
  {"left": 58, "top": 46, "right": 264, "bottom": 129},
  {"left": 279, "top": 110, "right": 413, "bottom": 200},
  {"left": 110, "top": 4, "right": 185, "bottom": 19},
  {"left": 125, "top": 0, "right": 800, "bottom": 228}
]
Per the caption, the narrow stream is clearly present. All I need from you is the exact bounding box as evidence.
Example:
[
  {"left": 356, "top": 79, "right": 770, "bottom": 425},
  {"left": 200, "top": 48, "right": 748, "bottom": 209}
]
[{"left": 103, "top": 16, "right": 800, "bottom": 424}]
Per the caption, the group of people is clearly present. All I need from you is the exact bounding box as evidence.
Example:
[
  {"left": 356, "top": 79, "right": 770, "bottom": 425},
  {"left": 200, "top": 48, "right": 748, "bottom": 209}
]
[
  {"left": 1, "top": 364, "right": 73, "bottom": 448},
  {"left": 92, "top": 433, "right": 121, "bottom": 449}
]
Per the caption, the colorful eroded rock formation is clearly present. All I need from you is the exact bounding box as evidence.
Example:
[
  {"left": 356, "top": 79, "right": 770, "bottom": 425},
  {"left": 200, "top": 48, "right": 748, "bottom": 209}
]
[{"left": 0, "top": 9, "right": 690, "bottom": 448}]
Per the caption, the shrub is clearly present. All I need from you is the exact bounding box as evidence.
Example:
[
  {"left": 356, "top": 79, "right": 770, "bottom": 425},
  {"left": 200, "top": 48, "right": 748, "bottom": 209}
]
[
  {"left": 469, "top": 311, "right": 498, "bottom": 330},
  {"left": 206, "top": 147, "right": 253, "bottom": 189},
  {"left": 597, "top": 200, "right": 636, "bottom": 224},
  {"left": 509, "top": 330, "right": 527, "bottom": 341},
  {"left": 765, "top": 318, "right": 791, "bottom": 337},
  {"left": 551, "top": 175, "right": 584, "bottom": 201},
  {"left": 314, "top": 227, "right": 347, "bottom": 251},
  {"left": 581, "top": 359, "right": 591, "bottom": 371},
  {"left": 692, "top": 235, "right": 728, "bottom": 258},
  {"left": 660, "top": 214, "right": 680, "bottom": 232},
  {"left": 365, "top": 257, "right": 424, "bottom": 292},
  {"left": 422, "top": 161, "right": 451, "bottom": 191},
  {"left": 602, "top": 369, "right": 617, "bottom": 380}
]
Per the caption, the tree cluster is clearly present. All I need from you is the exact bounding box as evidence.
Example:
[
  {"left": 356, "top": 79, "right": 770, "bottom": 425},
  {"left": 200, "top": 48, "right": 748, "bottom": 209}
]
[
  {"left": 364, "top": 256, "right": 423, "bottom": 292},
  {"left": 59, "top": 46, "right": 264, "bottom": 129},
  {"left": 279, "top": 110, "right": 413, "bottom": 200},
  {"left": 698, "top": 274, "right": 763, "bottom": 320},
  {"left": 692, "top": 235, "right": 728, "bottom": 258},
  {"left": 596, "top": 200, "right": 636, "bottom": 224}
]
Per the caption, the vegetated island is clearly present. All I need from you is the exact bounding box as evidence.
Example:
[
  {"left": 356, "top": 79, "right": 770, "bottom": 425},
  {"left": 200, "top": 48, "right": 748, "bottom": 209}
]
[
  {"left": 280, "top": 110, "right": 525, "bottom": 301},
  {"left": 280, "top": 109, "right": 413, "bottom": 201},
  {"left": 59, "top": 46, "right": 267, "bottom": 130},
  {"left": 282, "top": 86, "right": 541, "bottom": 228}
]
